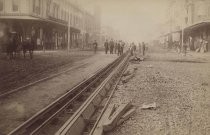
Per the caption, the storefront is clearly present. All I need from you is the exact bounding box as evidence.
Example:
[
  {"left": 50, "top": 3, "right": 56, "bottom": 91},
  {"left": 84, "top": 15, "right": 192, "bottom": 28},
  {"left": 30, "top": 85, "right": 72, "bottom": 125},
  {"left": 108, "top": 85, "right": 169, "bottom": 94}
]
[
  {"left": 70, "top": 27, "right": 81, "bottom": 48},
  {"left": 0, "top": 17, "right": 68, "bottom": 51},
  {"left": 184, "top": 21, "right": 210, "bottom": 52}
]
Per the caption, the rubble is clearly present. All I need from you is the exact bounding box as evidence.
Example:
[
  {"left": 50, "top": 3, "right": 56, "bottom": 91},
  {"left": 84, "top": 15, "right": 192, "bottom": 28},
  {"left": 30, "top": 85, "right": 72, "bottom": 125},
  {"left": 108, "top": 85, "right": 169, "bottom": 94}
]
[
  {"left": 146, "top": 64, "right": 153, "bottom": 68},
  {"left": 121, "top": 67, "right": 137, "bottom": 84},
  {"left": 93, "top": 102, "right": 136, "bottom": 135},
  {"left": 141, "top": 102, "right": 157, "bottom": 110},
  {"left": 106, "top": 52, "right": 210, "bottom": 135},
  {"left": 201, "top": 82, "right": 208, "bottom": 86},
  {"left": 129, "top": 56, "right": 144, "bottom": 64}
]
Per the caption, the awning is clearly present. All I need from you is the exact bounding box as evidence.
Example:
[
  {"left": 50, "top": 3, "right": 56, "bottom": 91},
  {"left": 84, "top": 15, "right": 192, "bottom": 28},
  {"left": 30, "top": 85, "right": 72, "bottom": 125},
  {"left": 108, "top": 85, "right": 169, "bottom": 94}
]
[
  {"left": 0, "top": 15, "right": 83, "bottom": 33},
  {"left": 0, "top": 15, "right": 68, "bottom": 27},
  {"left": 184, "top": 20, "right": 210, "bottom": 32}
]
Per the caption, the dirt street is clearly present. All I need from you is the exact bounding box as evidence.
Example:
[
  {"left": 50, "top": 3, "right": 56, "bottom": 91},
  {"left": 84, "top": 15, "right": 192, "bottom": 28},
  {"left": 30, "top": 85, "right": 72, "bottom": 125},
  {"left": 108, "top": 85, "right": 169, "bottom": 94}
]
[
  {"left": 106, "top": 51, "right": 210, "bottom": 135},
  {"left": 0, "top": 50, "right": 93, "bottom": 93},
  {"left": 0, "top": 51, "right": 118, "bottom": 135}
]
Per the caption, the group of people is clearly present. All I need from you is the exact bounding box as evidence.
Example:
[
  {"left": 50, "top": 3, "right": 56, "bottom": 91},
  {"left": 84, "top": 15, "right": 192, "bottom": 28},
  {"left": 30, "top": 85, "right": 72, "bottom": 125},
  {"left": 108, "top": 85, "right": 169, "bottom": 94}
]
[
  {"left": 130, "top": 42, "right": 147, "bottom": 56},
  {"left": 104, "top": 39, "right": 125, "bottom": 56},
  {"left": 94, "top": 39, "right": 147, "bottom": 56}
]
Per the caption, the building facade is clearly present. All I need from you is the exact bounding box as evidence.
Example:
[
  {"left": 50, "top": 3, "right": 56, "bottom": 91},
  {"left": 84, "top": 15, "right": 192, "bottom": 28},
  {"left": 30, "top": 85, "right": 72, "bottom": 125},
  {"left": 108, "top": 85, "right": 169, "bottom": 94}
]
[
  {"left": 184, "top": 0, "right": 210, "bottom": 51},
  {"left": 0, "top": 0, "right": 98, "bottom": 52},
  {"left": 164, "top": 0, "right": 210, "bottom": 51},
  {"left": 163, "top": 0, "right": 186, "bottom": 49}
]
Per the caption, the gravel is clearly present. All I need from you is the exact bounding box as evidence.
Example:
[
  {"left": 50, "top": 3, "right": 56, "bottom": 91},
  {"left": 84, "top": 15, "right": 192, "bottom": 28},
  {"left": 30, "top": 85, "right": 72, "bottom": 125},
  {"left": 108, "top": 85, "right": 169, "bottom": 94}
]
[{"left": 106, "top": 50, "right": 210, "bottom": 135}]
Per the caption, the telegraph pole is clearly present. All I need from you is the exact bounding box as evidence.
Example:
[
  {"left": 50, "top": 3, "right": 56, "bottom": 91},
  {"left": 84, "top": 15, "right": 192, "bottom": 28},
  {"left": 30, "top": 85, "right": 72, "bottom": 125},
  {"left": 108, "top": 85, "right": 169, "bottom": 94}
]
[{"left": 181, "top": 24, "right": 184, "bottom": 49}]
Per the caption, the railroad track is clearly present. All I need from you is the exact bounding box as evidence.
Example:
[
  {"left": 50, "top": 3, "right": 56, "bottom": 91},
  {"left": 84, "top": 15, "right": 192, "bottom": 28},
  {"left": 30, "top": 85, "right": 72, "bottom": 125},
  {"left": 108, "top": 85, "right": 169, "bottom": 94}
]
[
  {"left": 8, "top": 52, "right": 130, "bottom": 135},
  {"left": 0, "top": 63, "right": 88, "bottom": 98}
]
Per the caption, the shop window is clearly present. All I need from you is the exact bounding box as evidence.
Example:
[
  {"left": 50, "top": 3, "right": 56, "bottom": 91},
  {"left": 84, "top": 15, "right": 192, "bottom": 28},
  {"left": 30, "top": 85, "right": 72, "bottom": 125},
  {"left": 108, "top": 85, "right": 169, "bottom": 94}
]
[{"left": 12, "top": 0, "right": 19, "bottom": 12}]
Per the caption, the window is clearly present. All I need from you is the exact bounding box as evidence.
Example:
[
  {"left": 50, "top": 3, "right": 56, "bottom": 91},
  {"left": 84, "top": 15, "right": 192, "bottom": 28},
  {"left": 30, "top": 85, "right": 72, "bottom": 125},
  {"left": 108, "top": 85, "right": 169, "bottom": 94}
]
[
  {"left": 0, "top": 0, "right": 3, "bottom": 11},
  {"left": 12, "top": 0, "right": 19, "bottom": 12},
  {"left": 70, "top": 13, "right": 72, "bottom": 25},
  {"left": 33, "top": 0, "right": 41, "bottom": 15},
  {"left": 64, "top": 11, "right": 67, "bottom": 21},
  {"left": 209, "top": 6, "right": 210, "bottom": 17},
  {"left": 53, "top": 4, "right": 56, "bottom": 17},
  {"left": 52, "top": 3, "right": 59, "bottom": 18},
  {"left": 56, "top": 5, "right": 59, "bottom": 18}
]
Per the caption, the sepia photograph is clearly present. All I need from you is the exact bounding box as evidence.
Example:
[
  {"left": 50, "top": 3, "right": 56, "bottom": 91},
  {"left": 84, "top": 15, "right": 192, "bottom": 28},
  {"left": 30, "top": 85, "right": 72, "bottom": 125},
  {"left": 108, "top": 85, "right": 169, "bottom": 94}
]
[{"left": 0, "top": 0, "right": 210, "bottom": 135}]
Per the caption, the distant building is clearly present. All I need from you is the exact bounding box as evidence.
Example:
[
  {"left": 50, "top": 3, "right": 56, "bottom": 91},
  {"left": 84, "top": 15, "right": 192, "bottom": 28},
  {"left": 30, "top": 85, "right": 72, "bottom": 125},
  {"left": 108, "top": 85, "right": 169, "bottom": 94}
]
[
  {"left": 184, "top": 0, "right": 210, "bottom": 51},
  {"left": 164, "top": 0, "right": 210, "bottom": 51},
  {"left": 163, "top": 0, "right": 186, "bottom": 48},
  {"left": 0, "top": 0, "right": 98, "bottom": 52}
]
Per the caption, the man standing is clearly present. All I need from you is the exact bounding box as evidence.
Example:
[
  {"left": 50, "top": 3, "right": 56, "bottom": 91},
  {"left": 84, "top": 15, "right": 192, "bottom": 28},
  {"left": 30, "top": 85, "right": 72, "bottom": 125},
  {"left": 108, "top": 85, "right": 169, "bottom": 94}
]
[
  {"left": 109, "top": 39, "right": 114, "bottom": 54},
  {"left": 130, "top": 42, "right": 135, "bottom": 56},
  {"left": 117, "top": 41, "right": 121, "bottom": 56},
  {"left": 142, "top": 42, "right": 146, "bottom": 56},
  {"left": 93, "top": 40, "right": 98, "bottom": 54},
  {"left": 114, "top": 41, "right": 118, "bottom": 54},
  {"left": 121, "top": 41, "right": 125, "bottom": 55},
  {"left": 183, "top": 42, "right": 187, "bottom": 56},
  {"left": 138, "top": 43, "right": 141, "bottom": 53},
  {"left": 104, "top": 39, "right": 109, "bottom": 54},
  {"left": 133, "top": 43, "right": 136, "bottom": 52}
]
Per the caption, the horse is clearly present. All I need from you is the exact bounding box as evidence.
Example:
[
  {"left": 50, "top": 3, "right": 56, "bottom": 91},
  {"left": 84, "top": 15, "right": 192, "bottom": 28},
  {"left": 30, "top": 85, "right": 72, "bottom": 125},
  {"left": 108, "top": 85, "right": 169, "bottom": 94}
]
[
  {"left": 22, "top": 37, "right": 35, "bottom": 59},
  {"left": 6, "top": 32, "right": 19, "bottom": 59}
]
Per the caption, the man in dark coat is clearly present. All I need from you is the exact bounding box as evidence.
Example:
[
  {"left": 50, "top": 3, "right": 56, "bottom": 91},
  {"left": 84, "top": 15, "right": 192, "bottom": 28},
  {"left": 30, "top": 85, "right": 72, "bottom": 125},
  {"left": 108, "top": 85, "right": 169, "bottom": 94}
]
[
  {"left": 142, "top": 42, "right": 146, "bottom": 56},
  {"left": 121, "top": 41, "right": 125, "bottom": 55},
  {"left": 138, "top": 43, "right": 141, "bottom": 53},
  {"left": 109, "top": 39, "right": 114, "bottom": 54},
  {"left": 104, "top": 39, "right": 109, "bottom": 54},
  {"left": 93, "top": 40, "right": 98, "bottom": 54},
  {"left": 114, "top": 41, "right": 118, "bottom": 54},
  {"left": 117, "top": 41, "right": 121, "bottom": 56}
]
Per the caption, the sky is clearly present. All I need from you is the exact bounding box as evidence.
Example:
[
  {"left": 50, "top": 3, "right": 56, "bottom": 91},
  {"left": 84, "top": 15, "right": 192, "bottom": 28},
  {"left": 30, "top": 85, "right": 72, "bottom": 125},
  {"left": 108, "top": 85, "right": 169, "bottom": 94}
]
[{"left": 78, "top": 0, "right": 170, "bottom": 42}]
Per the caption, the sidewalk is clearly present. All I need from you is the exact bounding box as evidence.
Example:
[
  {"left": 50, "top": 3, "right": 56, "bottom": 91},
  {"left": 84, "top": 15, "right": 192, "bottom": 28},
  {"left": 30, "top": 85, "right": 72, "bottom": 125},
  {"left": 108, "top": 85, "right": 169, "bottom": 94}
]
[{"left": 187, "top": 51, "right": 210, "bottom": 58}]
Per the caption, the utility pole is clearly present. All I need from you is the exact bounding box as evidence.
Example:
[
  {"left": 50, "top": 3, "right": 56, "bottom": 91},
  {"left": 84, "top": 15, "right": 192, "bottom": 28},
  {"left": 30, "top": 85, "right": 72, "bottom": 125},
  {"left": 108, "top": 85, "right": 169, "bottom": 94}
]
[
  {"left": 181, "top": 24, "right": 184, "bottom": 49},
  {"left": 182, "top": 1, "right": 188, "bottom": 53}
]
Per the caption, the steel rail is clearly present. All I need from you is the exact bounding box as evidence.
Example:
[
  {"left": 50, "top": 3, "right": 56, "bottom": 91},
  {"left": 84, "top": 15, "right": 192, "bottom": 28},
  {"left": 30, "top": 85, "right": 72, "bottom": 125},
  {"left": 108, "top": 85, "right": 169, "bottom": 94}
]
[
  {"left": 89, "top": 58, "right": 129, "bottom": 135},
  {"left": 30, "top": 57, "right": 121, "bottom": 135},
  {"left": 8, "top": 53, "right": 126, "bottom": 135},
  {"left": 0, "top": 63, "right": 88, "bottom": 98},
  {"left": 55, "top": 53, "right": 129, "bottom": 135}
]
